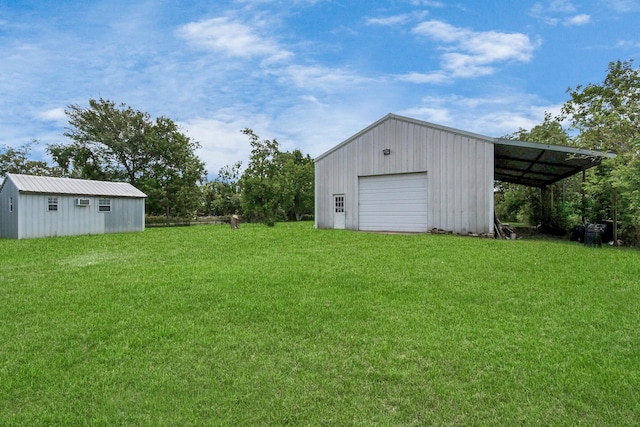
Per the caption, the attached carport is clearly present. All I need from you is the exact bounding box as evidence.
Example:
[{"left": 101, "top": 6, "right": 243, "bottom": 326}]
[
  {"left": 493, "top": 138, "right": 617, "bottom": 237},
  {"left": 494, "top": 138, "right": 616, "bottom": 188}
]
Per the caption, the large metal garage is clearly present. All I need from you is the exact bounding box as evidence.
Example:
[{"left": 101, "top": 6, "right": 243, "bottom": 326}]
[
  {"left": 358, "top": 173, "right": 428, "bottom": 232},
  {"left": 314, "top": 113, "right": 612, "bottom": 235}
]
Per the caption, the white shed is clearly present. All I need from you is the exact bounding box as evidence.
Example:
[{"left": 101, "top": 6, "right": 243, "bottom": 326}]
[
  {"left": 314, "top": 113, "right": 612, "bottom": 235},
  {"left": 0, "top": 173, "right": 147, "bottom": 239}
]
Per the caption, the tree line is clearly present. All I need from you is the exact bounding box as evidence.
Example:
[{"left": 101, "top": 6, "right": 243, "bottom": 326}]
[
  {"left": 1, "top": 98, "right": 314, "bottom": 224},
  {"left": 3, "top": 60, "right": 640, "bottom": 237}
]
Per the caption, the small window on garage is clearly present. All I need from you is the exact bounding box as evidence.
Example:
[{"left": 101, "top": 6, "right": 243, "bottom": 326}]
[
  {"left": 98, "top": 198, "right": 111, "bottom": 212},
  {"left": 9, "top": 197, "right": 13, "bottom": 212},
  {"left": 48, "top": 197, "right": 58, "bottom": 212},
  {"left": 334, "top": 195, "right": 344, "bottom": 213}
]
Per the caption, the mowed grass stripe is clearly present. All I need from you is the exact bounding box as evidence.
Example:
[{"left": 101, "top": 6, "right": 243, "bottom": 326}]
[{"left": 1, "top": 222, "right": 639, "bottom": 425}]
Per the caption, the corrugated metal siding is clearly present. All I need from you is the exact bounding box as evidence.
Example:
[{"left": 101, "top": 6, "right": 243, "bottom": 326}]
[
  {"left": 104, "top": 198, "right": 145, "bottom": 233},
  {"left": 314, "top": 114, "right": 494, "bottom": 234},
  {"left": 19, "top": 194, "right": 103, "bottom": 238},
  {"left": 0, "top": 179, "right": 19, "bottom": 238},
  {"left": 16, "top": 194, "right": 145, "bottom": 239}
]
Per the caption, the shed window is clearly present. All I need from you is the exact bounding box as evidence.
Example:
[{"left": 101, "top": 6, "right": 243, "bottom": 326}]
[
  {"left": 98, "top": 198, "right": 111, "bottom": 212},
  {"left": 334, "top": 195, "right": 344, "bottom": 213},
  {"left": 48, "top": 197, "right": 58, "bottom": 212},
  {"left": 9, "top": 197, "right": 13, "bottom": 212}
]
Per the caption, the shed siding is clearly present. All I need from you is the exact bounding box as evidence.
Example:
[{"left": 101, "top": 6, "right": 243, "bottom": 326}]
[
  {"left": 315, "top": 115, "right": 494, "bottom": 234},
  {"left": 104, "top": 198, "right": 145, "bottom": 233},
  {"left": 14, "top": 194, "right": 144, "bottom": 239},
  {"left": 0, "top": 180, "right": 19, "bottom": 238}
]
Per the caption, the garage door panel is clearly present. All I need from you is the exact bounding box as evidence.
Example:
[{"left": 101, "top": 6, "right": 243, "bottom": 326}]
[
  {"left": 359, "top": 202, "right": 426, "bottom": 212},
  {"left": 358, "top": 173, "right": 427, "bottom": 232}
]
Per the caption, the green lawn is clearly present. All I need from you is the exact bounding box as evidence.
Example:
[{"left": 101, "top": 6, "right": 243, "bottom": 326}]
[{"left": 1, "top": 222, "right": 639, "bottom": 425}]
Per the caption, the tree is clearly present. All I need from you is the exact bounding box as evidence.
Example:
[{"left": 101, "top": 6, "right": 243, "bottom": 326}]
[
  {"left": 277, "top": 149, "right": 314, "bottom": 221},
  {"left": 239, "top": 129, "right": 315, "bottom": 224},
  {"left": 239, "top": 129, "right": 282, "bottom": 224},
  {"left": 561, "top": 60, "right": 640, "bottom": 244},
  {"left": 48, "top": 98, "right": 206, "bottom": 218},
  {"left": 202, "top": 162, "right": 243, "bottom": 216},
  {"left": 1, "top": 141, "right": 60, "bottom": 176}
]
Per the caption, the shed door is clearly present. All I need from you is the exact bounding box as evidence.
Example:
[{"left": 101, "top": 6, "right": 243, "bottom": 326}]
[
  {"left": 358, "top": 173, "right": 428, "bottom": 232},
  {"left": 333, "top": 194, "right": 346, "bottom": 229}
]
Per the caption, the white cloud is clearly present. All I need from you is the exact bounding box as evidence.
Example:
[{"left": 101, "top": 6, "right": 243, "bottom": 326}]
[
  {"left": 411, "top": 20, "right": 539, "bottom": 79},
  {"left": 398, "top": 94, "right": 563, "bottom": 138},
  {"left": 276, "top": 64, "right": 377, "bottom": 92},
  {"left": 564, "top": 14, "right": 590, "bottom": 26},
  {"left": 399, "top": 106, "right": 452, "bottom": 124},
  {"left": 548, "top": 0, "right": 577, "bottom": 13},
  {"left": 603, "top": 0, "right": 640, "bottom": 12},
  {"left": 396, "top": 71, "right": 449, "bottom": 84},
  {"left": 531, "top": 0, "right": 576, "bottom": 15},
  {"left": 366, "top": 15, "right": 412, "bottom": 26},
  {"left": 408, "top": 0, "right": 445, "bottom": 6},
  {"left": 365, "top": 11, "right": 429, "bottom": 26},
  {"left": 38, "top": 108, "right": 67, "bottom": 123},
  {"left": 176, "top": 17, "right": 293, "bottom": 63},
  {"left": 616, "top": 39, "right": 640, "bottom": 48},
  {"left": 179, "top": 115, "right": 256, "bottom": 177},
  {"left": 530, "top": 1, "right": 593, "bottom": 26}
]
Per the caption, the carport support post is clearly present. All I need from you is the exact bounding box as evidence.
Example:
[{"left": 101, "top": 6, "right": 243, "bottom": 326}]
[
  {"left": 581, "top": 169, "right": 586, "bottom": 224},
  {"left": 613, "top": 188, "right": 618, "bottom": 244},
  {"left": 540, "top": 185, "right": 547, "bottom": 226}
]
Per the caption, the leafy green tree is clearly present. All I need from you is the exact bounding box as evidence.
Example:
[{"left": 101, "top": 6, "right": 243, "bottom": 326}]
[
  {"left": 239, "top": 129, "right": 282, "bottom": 225},
  {"left": 1, "top": 141, "right": 60, "bottom": 176},
  {"left": 561, "top": 60, "right": 640, "bottom": 243},
  {"left": 277, "top": 149, "right": 314, "bottom": 221},
  {"left": 48, "top": 98, "right": 206, "bottom": 218},
  {"left": 203, "top": 162, "right": 243, "bottom": 216},
  {"left": 239, "top": 129, "right": 315, "bottom": 225}
]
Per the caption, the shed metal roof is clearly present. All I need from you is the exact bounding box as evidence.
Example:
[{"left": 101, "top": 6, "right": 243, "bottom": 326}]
[
  {"left": 3, "top": 173, "right": 147, "bottom": 198},
  {"left": 316, "top": 114, "right": 616, "bottom": 188}
]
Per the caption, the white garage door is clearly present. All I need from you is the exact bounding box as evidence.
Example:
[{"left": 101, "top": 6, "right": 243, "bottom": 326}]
[{"left": 358, "top": 173, "right": 428, "bottom": 232}]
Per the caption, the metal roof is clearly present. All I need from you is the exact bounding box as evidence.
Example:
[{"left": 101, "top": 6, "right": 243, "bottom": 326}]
[
  {"left": 3, "top": 173, "right": 147, "bottom": 198},
  {"left": 494, "top": 139, "right": 616, "bottom": 188}
]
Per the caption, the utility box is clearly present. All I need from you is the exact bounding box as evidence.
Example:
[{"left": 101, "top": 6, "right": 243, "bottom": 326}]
[{"left": 584, "top": 224, "right": 603, "bottom": 247}]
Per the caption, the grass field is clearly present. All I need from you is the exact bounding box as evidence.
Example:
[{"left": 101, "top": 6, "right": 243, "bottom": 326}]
[{"left": 1, "top": 222, "right": 639, "bottom": 425}]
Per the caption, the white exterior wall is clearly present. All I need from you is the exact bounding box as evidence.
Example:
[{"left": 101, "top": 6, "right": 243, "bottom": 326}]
[{"left": 315, "top": 114, "right": 495, "bottom": 234}]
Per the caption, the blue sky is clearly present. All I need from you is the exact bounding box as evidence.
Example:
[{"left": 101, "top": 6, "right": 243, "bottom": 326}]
[{"left": 1, "top": 0, "right": 639, "bottom": 176}]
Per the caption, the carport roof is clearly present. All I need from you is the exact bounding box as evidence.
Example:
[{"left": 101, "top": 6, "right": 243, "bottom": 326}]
[{"left": 494, "top": 138, "right": 616, "bottom": 188}]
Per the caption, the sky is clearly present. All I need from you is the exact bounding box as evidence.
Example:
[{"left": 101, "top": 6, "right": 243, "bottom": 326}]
[{"left": 1, "top": 0, "right": 639, "bottom": 177}]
